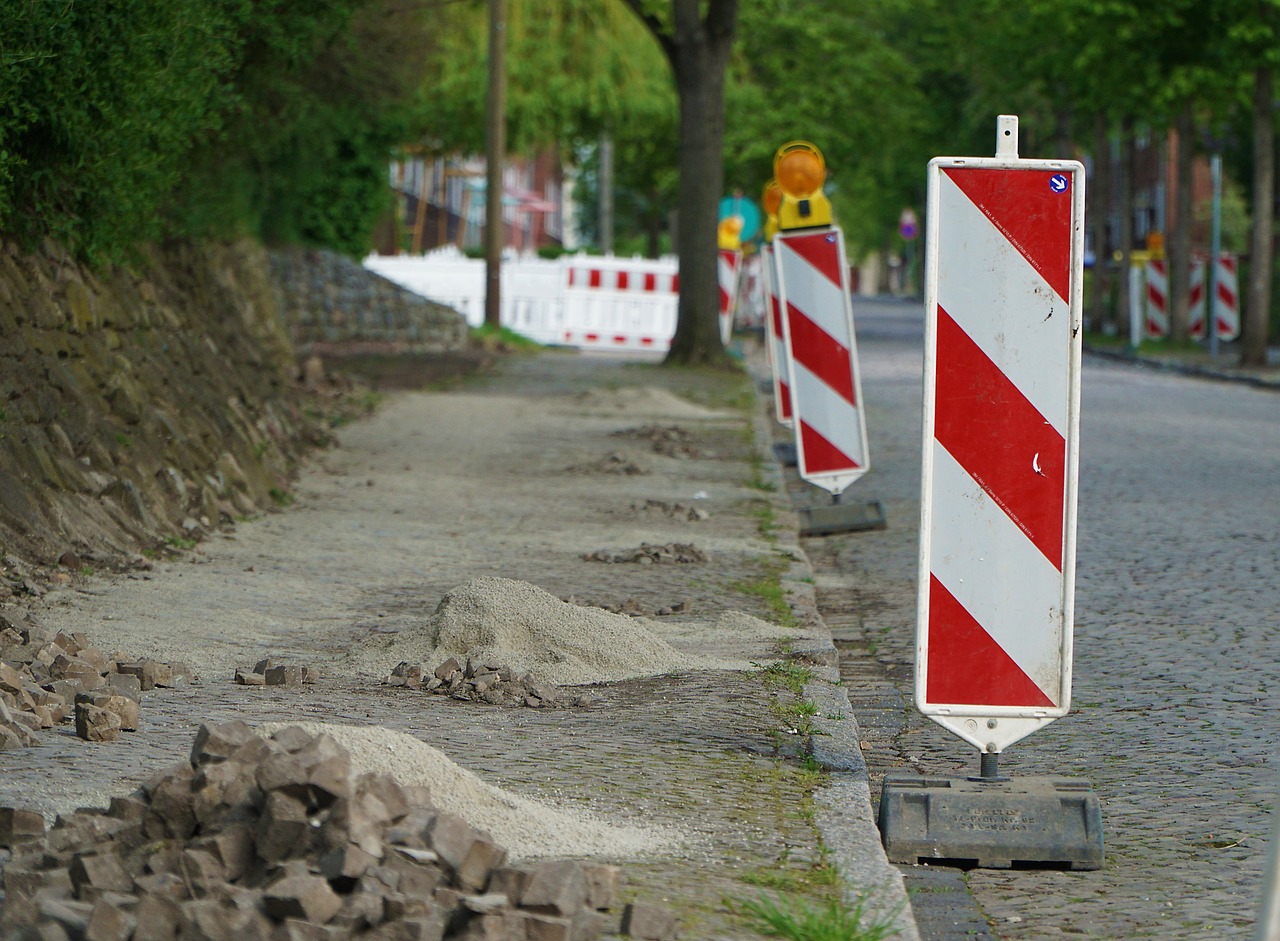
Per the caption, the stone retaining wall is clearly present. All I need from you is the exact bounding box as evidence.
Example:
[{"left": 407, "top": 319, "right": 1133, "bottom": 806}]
[
  {"left": 0, "top": 239, "right": 469, "bottom": 597},
  {"left": 270, "top": 247, "right": 469, "bottom": 355}
]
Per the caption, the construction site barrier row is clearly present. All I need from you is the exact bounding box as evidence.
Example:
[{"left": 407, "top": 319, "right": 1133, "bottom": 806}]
[{"left": 365, "top": 249, "right": 680, "bottom": 353}]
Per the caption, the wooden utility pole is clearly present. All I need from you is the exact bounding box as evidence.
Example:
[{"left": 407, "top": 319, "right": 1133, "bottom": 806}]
[{"left": 484, "top": 0, "right": 506, "bottom": 329}]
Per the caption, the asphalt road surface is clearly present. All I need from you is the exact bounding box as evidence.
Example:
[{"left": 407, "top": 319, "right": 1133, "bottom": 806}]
[{"left": 803, "top": 296, "right": 1279, "bottom": 940}]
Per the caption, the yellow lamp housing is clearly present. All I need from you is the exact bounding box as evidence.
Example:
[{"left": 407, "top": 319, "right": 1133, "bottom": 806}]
[{"left": 773, "top": 141, "right": 832, "bottom": 230}]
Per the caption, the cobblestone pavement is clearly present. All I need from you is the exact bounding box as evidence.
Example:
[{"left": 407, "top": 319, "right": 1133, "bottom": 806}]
[
  {"left": 796, "top": 297, "right": 1280, "bottom": 940},
  {"left": 0, "top": 351, "right": 916, "bottom": 940}
]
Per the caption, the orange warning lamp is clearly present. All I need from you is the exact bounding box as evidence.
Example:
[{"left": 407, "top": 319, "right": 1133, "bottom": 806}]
[
  {"left": 762, "top": 179, "right": 782, "bottom": 240},
  {"left": 717, "top": 214, "right": 743, "bottom": 250},
  {"left": 773, "top": 141, "right": 832, "bottom": 229}
]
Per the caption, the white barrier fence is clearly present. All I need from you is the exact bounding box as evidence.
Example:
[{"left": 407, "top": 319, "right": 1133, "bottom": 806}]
[{"left": 365, "top": 248, "right": 679, "bottom": 353}]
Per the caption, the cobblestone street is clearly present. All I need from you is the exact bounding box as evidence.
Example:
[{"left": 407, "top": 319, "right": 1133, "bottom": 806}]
[{"left": 803, "top": 297, "right": 1280, "bottom": 939}]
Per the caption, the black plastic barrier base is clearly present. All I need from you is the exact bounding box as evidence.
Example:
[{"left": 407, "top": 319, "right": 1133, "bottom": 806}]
[
  {"left": 878, "top": 773, "right": 1104, "bottom": 871},
  {"left": 795, "top": 498, "right": 886, "bottom": 537}
]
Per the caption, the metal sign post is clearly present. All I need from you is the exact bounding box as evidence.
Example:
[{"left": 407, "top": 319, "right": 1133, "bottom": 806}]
[{"left": 879, "top": 116, "right": 1103, "bottom": 870}]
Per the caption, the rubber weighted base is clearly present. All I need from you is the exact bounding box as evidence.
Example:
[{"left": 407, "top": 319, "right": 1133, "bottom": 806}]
[
  {"left": 795, "top": 499, "right": 886, "bottom": 536},
  {"left": 878, "top": 773, "right": 1104, "bottom": 870}
]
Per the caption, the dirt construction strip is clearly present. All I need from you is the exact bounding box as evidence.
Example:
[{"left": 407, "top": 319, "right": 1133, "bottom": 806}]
[{"left": 0, "top": 350, "right": 918, "bottom": 940}]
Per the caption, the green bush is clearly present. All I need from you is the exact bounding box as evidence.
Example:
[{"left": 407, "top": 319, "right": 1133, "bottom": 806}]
[{"left": 0, "top": 0, "right": 431, "bottom": 262}]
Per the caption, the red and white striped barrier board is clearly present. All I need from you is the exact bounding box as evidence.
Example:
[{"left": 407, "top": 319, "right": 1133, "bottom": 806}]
[
  {"left": 774, "top": 226, "right": 869, "bottom": 494},
  {"left": 1188, "top": 257, "right": 1206, "bottom": 337},
  {"left": 760, "top": 244, "right": 793, "bottom": 427},
  {"left": 718, "top": 249, "right": 742, "bottom": 346},
  {"left": 1211, "top": 252, "right": 1240, "bottom": 340},
  {"left": 919, "top": 157, "right": 1085, "bottom": 753},
  {"left": 1145, "top": 258, "right": 1169, "bottom": 338},
  {"left": 562, "top": 258, "right": 678, "bottom": 352}
]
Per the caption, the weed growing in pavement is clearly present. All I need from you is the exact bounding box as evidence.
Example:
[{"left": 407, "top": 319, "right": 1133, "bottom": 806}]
[
  {"left": 748, "top": 453, "right": 779, "bottom": 493},
  {"left": 164, "top": 535, "right": 197, "bottom": 550},
  {"left": 733, "top": 554, "right": 798, "bottom": 627},
  {"left": 733, "top": 889, "right": 904, "bottom": 941},
  {"left": 269, "top": 487, "right": 294, "bottom": 507},
  {"left": 758, "top": 660, "right": 815, "bottom": 695}
]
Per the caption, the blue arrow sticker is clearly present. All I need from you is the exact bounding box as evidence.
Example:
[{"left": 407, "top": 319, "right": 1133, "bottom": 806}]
[{"left": 1049, "top": 173, "right": 1069, "bottom": 194}]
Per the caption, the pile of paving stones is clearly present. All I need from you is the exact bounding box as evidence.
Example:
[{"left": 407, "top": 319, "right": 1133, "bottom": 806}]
[
  {"left": 385, "top": 658, "right": 599, "bottom": 710},
  {"left": 235, "top": 658, "right": 321, "bottom": 688},
  {"left": 563, "top": 596, "right": 692, "bottom": 618},
  {"left": 565, "top": 453, "right": 649, "bottom": 476},
  {"left": 0, "top": 720, "right": 678, "bottom": 940},
  {"left": 0, "top": 614, "right": 190, "bottom": 748},
  {"left": 582, "top": 544, "right": 708, "bottom": 565},
  {"left": 627, "top": 500, "right": 709, "bottom": 523},
  {"left": 610, "top": 426, "right": 703, "bottom": 460}
]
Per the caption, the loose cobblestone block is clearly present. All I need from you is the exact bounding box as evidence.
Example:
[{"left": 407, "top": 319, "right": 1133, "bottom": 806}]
[
  {"left": 581, "top": 864, "right": 620, "bottom": 911},
  {"left": 619, "top": 902, "right": 678, "bottom": 940},
  {"left": 256, "top": 791, "right": 310, "bottom": 863},
  {"left": 191, "top": 720, "right": 259, "bottom": 765},
  {"left": 427, "top": 813, "right": 507, "bottom": 892},
  {"left": 269, "top": 724, "right": 314, "bottom": 753},
  {"left": 84, "top": 895, "right": 136, "bottom": 941},
  {"left": 37, "top": 897, "right": 94, "bottom": 935},
  {"left": 69, "top": 852, "right": 133, "bottom": 896},
  {"left": 235, "top": 669, "right": 266, "bottom": 686},
  {"left": 256, "top": 750, "right": 312, "bottom": 802},
  {"left": 74, "top": 704, "right": 121, "bottom": 743},
  {"left": 263, "top": 873, "right": 344, "bottom": 924},
  {"left": 132, "top": 896, "right": 182, "bottom": 941},
  {"left": 103, "top": 671, "right": 142, "bottom": 701},
  {"left": 433, "top": 658, "right": 462, "bottom": 681},
  {"left": 520, "top": 860, "right": 589, "bottom": 917},
  {"left": 0, "top": 807, "right": 46, "bottom": 846},
  {"left": 516, "top": 911, "right": 572, "bottom": 941},
  {"left": 265, "top": 665, "right": 304, "bottom": 686},
  {"left": 144, "top": 766, "right": 196, "bottom": 839},
  {"left": 74, "top": 691, "right": 139, "bottom": 732}
]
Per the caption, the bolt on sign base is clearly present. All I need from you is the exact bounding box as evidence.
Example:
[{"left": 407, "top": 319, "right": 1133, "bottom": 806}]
[
  {"left": 878, "top": 773, "right": 1104, "bottom": 870},
  {"left": 794, "top": 497, "right": 886, "bottom": 537}
]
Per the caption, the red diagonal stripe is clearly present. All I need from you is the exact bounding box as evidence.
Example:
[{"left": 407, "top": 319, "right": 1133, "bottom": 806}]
[
  {"left": 778, "top": 381, "right": 792, "bottom": 421},
  {"left": 799, "top": 419, "right": 859, "bottom": 474},
  {"left": 944, "top": 167, "right": 1072, "bottom": 302},
  {"left": 1217, "top": 282, "right": 1236, "bottom": 307},
  {"left": 782, "top": 231, "right": 842, "bottom": 287},
  {"left": 787, "top": 304, "right": 856, "bottom": 406},
  {"left": 935, "top": 306, "right": 1065, "bottom": 570},
  {"left": 927, "top": 575, "right": 1055, "bottom": 707}
]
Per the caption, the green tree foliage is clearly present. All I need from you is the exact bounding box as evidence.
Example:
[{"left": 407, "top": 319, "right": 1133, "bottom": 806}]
[
  {"left": 418, "top": 0, "right": 674, "bottom": 156},
  {"left": 0, "top": 0, "right": 433, "bottom": 262},
  {"left": 0, "top": 0, "right": 239, "bottom": 261}
]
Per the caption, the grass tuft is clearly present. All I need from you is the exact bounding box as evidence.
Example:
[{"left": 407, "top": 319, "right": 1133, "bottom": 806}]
[{"left": 735, "top": 889, "right": 903, "bottom": 941}]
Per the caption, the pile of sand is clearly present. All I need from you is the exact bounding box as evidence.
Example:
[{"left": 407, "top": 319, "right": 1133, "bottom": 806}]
[
  {"left": 370, "top": 577, "right": 694, "bottom": 686},
  {"left": 260, "top": 722, "right": 682, "bottom": 860}
]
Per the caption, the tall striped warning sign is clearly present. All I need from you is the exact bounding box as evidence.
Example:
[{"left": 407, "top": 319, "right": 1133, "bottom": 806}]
[
  {"left": 1144, "top": 259, "right": 1169, "bottom": 338},
  {"left": 919, "top": 155, "right": 1085, "bottom": 753},
  {"left": 774, "top": 227, "right": 869, "bottom": 495},
  {"left": 1191, "top": 252, "right": 1241, "bottom": 340},
  {"left": 760, "top": 244, "right": 793, "bottom": 427},
  {"left": 718, "top": 249, "right": 742, "bottom": 346}
]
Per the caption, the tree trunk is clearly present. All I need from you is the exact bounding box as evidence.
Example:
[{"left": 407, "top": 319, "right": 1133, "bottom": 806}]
[
  {"left": 1088, "top": 112, "right": 1111, "bottom": 333},
  {"left": 1169, "top": 103, "right": 1195, "bottom": 343},
  {"left": 1116, "top": 117, "right": 1135, "bottom": 339},
  {"left": 626, "top": 0, "right": 737, "bottom": 367},
  {"left": 1243, "top": 66, "right": 1274, "bottom": 367}
]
